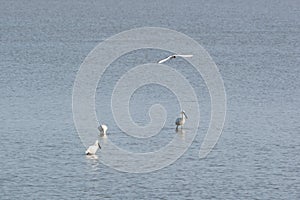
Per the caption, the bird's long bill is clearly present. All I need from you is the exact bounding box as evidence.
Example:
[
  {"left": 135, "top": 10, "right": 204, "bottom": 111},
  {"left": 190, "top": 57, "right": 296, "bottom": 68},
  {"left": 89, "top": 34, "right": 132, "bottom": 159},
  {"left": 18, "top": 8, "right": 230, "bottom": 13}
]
[
  {"left": 98, "top": 144, "right": 101, "bottom": 149},
  {"left": 183, "top": 112, "right": 188, "bottom": 119}
]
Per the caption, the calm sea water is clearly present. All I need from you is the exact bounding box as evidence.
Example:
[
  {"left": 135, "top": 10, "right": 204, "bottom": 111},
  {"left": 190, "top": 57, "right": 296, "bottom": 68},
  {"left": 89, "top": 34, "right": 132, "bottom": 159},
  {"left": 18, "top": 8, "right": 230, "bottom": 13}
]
[{"left": 1, "top": 0, "right": 299, "bottom": 199}]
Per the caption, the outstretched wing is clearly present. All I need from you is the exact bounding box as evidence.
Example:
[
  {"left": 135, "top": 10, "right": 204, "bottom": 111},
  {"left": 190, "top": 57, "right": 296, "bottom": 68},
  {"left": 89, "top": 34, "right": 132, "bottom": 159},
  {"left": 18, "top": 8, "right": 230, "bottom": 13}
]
[
  {"left": 175, "top": 54, "right": 193, "bottom": 58},
  {"left": 158, "top": 56, "right": 172, "bottom": 64},
  {"left": 158, "top": 54, "right": 193, "bottom": 64}
]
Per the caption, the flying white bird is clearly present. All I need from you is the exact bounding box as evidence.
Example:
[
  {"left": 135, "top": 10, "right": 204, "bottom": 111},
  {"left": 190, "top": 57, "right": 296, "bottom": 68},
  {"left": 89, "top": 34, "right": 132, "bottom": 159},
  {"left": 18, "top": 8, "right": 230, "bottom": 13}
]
[
  {"left": 175, "top": 111, "right": 188, "bottom": 130},
  {"left": 85, "top": 140, "right": 101, "bottom": 155},
  {"left": 158, "top": 54, "right": 193, "bottom": 64},
  {"left": 98, "top": 124, "right": 108, "bottom": 138}
]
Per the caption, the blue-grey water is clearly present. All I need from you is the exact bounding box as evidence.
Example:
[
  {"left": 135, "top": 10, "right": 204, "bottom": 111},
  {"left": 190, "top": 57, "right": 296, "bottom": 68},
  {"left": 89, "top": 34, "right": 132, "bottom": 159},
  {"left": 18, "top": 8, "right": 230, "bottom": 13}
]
[{"left": 1, "top": 0, "right": 299, "bottom": 199}]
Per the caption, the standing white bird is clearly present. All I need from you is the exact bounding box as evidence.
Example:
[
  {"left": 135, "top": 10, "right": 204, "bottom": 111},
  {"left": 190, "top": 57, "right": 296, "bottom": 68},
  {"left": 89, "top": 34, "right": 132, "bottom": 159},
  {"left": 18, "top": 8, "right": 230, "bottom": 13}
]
[
  {"left": 175, "top": 111, "right": 188, "bottom": 130},
  {"left": 158, "top": 54, "right": 193, "bottom": 64},
  {"left": 85, "top": 140, "right": 101, "bottom": 155},
  {"left": 98, "top": 124, "right": 108, "bottom": 138}
]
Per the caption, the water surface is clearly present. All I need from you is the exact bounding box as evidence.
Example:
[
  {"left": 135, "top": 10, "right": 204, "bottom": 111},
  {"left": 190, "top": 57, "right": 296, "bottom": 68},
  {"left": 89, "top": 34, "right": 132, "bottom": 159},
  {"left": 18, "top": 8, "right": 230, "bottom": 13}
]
[{"left": 1, "top": 0, "right": 299, "bottom": 199}]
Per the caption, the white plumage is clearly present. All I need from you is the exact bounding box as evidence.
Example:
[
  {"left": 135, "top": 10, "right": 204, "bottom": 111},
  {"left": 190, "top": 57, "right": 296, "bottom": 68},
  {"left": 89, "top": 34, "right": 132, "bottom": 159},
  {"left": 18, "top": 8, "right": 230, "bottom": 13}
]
[
  {"left": 85, "top": 140, "right": 101, "bottom": 155},
  {"left": 175, "top": 111, "right": 188, "bottom": 129},
  {"left": 158, "top": 54, "right": 193, "bottom": 64},
  {"left": 98, "top": 124, "right": 108, "bottom": 138}
]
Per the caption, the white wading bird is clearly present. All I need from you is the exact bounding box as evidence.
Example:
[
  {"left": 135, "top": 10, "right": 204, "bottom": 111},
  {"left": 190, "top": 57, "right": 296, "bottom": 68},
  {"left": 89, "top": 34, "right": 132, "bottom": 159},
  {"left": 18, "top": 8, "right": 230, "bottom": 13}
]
[
  {"left": 175, "top": 111, "right": 188, "bottom": 130},
  {"left": 98, "top": 124, "right": 108, "bottom": 138},
  {"left": 85, "top": 140, "right": 101, "bottom": 155},
  {"left": 158, "top": 54, "right": 193, "bottom": 64}
]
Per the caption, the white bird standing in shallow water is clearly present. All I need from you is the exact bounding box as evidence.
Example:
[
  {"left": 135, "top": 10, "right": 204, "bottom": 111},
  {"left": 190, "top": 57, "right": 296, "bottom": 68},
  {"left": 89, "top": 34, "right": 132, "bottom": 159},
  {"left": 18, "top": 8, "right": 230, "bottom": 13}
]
[
  {"left": 158, "top": 54, "right": 193, "bottom": 64},
  {"left": 175, "top": 111, "right": 188, "bottom": 130},
  {"left": 98, "top": 124, "right": 108, "bottom": 138},
  {"left": 85, "top": 140, "right": 101, "bottom": 155}
]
